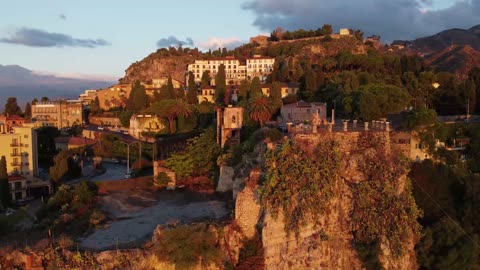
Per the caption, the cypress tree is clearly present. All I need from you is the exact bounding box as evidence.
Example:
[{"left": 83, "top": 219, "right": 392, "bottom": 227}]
[
  {"left": 249, "top": 76, "right": 262, "bottom": 99},
  {"left": 167, "top": 76, "right": 176, "bottom": 99},
  {"left": 201, "top": 71, "right": 211, "bottom": 87},
  {"left": 24, "top": 102, "right": 32, "bottom": 119},
  {"left": 187, "top": 71, "right": 198, "bottom": 104},
  {"left": 215, "top": 64, "right": 226, "bottom": 103}
]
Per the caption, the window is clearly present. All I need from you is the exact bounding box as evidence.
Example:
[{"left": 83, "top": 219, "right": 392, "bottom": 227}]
[{"left": 232, "top": 115, "right": 236, "bottom": 123}]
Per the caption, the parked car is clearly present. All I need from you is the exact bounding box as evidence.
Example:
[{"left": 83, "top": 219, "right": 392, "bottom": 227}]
[{"left": 5, "top": 208, "right": 15, "bottom": 216}]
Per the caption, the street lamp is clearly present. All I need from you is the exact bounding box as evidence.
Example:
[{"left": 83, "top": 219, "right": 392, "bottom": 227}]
[{"left": 119, "top": 141, "right": 142, "bottom": 174}]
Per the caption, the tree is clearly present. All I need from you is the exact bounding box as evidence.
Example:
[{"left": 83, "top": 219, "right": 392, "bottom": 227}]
[
  {"left": 299, "top": 62, "right": 317, "bottom": 101},
  {"left": 321, "top": 24, "right": 333, "bottom": 35},
  {"left": 167, "top": 76, "right": 176, "bottom": 99},
  {"left": 354, "top": 30, "right": 364, "bottom": 41},
  {"left": 4, "top": 97, "right": 22, "bottom": 116},
  {"left": 41, "top": 97, "right": 49, "bottom": 102},
  {"left": 238, "top": 80, "right": 250, "bottom": 101},
  {"left": 187, "top": 71, "right": 198, "bottom": 104},
  {"left": 37, "top": 126, "right": 61, "bottom": 168},
  {"left": 201, "top": 71, "right": 211, "bottom": 87},
  {"left": 49, "top": 149, "right": 82, "bottom": 184},
  {"left": 24, "top": 102, "right": 32, "bottom": 119},
  {"left": 149, "top": 100, "right": 193, "bottom": 134},
  {"left": 0, "top": 156, "right": 10, "bottom": 208},
  {"left": 164, "top": 128, "right": 221, "bottom": 183},
  {"left": 270, "top": 82, "right": 282, "bottom": 100},
  {"left": 247, "top": 96, "right": 273, "bottom": 126},
  {"left": 31, "top": 98, "right": 38, "bottom": 105},
  {"left": 249, "top": 76, "right": 262, "bottom": 99},
  {"left": 90, "top": 97, "right": 101, "bottom": 115},
  {"left": 356, "top": 83, "right": 410, "bottom": 121},
  {"left": 215, "top": 64, "right": 226, "bottom": 103}
]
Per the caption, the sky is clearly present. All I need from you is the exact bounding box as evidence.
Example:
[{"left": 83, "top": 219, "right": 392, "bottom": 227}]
[{"left": 0, "top": 0, "right": 478, "bottom": 81}]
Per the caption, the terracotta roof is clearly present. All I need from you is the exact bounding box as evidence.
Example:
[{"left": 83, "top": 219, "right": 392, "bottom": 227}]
[{"left": 55, "top": 136, "right": 95, "bottom": 146}]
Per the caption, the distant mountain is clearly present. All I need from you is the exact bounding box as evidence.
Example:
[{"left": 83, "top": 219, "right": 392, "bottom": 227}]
[
  {"left": 0, "top": 65, "right": 115, "bottom": 107},
  {"left": 394, "top": 24, "right": 480, "bottom": 78}
]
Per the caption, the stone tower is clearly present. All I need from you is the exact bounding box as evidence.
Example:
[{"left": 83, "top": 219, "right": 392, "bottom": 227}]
[{"left": 217, "top": 106, "right": 244, "bottom": 148}]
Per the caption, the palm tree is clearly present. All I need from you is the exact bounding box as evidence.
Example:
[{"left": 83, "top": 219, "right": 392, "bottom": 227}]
[
  {"left": 247, "top": 96, "right": 273, "bottom": 126},
  {"left": 167, "top": 99, "right": 193, "bottom": 134}
]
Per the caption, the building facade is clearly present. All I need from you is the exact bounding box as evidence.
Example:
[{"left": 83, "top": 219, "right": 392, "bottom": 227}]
[
  {"left": 129, "top": 114, "right": 167, "bottom": 140},
  {"left": 246, "top": 55, "right": 275, "bottom": 81},
  {"left": 96, "top": 84, "right": 132, "bottom": 110},
  {"left": 0, "top": 125, "right": 38, "bottom": 180},
  {"left": 32, "top": 100, "right": 84, "bottom": 128},
  {"left": 0, "top": 114, "right": 27, "bottom": 133},
  {"left": 197, "top": 86, "right": 215, "bottom": 104},
  {"left": 187, "top": 55, "right": 275, "bottom": 86},
  {"left": 280, "top": 101, "right": 328, "bottom": 124},
  {"left": 217, "top": 106, "right": 244, "bottom": 148},
  {"left": 79, "top": 89, "right": 98, "bottom": 105}
]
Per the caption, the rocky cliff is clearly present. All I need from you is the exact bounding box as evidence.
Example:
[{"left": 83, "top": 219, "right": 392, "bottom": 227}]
[{"left": 119, "top": 49, "right": 200, "bottom": 84}]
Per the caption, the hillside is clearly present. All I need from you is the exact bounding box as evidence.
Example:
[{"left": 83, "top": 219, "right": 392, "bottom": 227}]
[
  {"left": 118, "top": 36, "right": 368, "bottom": 84},
  {"left": 396, "top": 24, "right": 480, "bottom": 78}
]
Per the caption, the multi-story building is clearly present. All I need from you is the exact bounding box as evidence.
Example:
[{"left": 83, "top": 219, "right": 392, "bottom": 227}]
[
  {"left": 96, "top": 84, "right": 132, "bottom": 110},
  {"left": 0, "top": 123, "right": 50, "bottom": 200},
  {"left": 32, "top": 100, "right": 84, "bottom": 128},
  {"left": 280, "top": 101, "right": 328, "bottom": 124},
  {"left": 79, "top": 89, "right": 98, "bottom": 105},
  {"left": 0, "top": 114, "right": 27, "bottom": 133},
  {"left": 0, "top": 125, "right": 38, "bottom": 178},
  {"left": 246, "top": 55, "right": 275, "bottom": 81},
  {"left": 129, "top": 114, "right": 166, "bottom": 140},
  {"left": 187, "top": 55, "right": 274, "bottom": 86}
]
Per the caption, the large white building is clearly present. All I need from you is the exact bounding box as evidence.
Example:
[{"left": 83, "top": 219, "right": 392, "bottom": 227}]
[{"left": 187, "top": 55, "right": 274, "bottom": 86}]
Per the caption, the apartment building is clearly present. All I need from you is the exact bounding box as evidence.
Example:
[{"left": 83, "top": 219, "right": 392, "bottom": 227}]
[
  {"left": 187, "top": 55, "right": 274, "bottom": 86},
  {"left": 79, "top": 89, "right": 98, "bottom": 105},
  {"left": 0, "top": 125, "right": 38, "bottom": 178},
  {"left": 246, "top": 55, "right": 275, "bottom": 81},
  {"left": 0, "top": 124, "right": 51, "bottom": 200},
  {"left": 197, "top": 86, "right": 215, "bottom": 104},
  {"left": 96, "top": 84, "right": 132, "bottom": 110},
  {"left": 32, "top": 100, "right": 84, "bottom": 128},
  {"left": 0, "top": 114, "right": 27, "bottom": 133}
]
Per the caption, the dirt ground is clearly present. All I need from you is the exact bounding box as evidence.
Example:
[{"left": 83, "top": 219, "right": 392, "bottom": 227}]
[{"left": 79, "top": 189, "right": 229, "bottom": 251}]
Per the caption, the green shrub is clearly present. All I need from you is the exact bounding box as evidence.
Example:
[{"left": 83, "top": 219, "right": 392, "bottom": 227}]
[{"left": 153, "top": 224, "right": 222, "bottom": 269}]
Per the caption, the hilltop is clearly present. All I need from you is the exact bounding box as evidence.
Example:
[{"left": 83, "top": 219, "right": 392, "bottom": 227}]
[{"left": 395, "top": 24, "right": 480, "bottom": 78}]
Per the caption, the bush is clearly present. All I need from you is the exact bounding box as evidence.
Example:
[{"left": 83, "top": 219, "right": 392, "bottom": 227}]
[{"left": 153, "top": 224, "right": 222, "bottom": 269}]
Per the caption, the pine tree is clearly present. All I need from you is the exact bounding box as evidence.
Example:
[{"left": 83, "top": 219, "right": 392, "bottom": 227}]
[
  {"left": 90, "top": 97, "right": 101, "bottom": 114},
  {"left": 4, "top": 97, "right": 22, "bottom": 116},
  {"left": 239, "top": 80, "right": 250, "bottom": 101},
  {"left": 0, "top": 156, "right": 10, "bottom": 207},
  {"left": 215, "top": 64, "right": 226, "bottom": 103},
  {"left": 187, "top": 71, "right": 198, "bottom": 104},
  {"left": 133, "top": 82, "right": 148, "bottom": 112}
]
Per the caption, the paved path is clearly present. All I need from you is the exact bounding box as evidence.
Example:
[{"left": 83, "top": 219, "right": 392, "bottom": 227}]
[
  {"left": 79, "top": 191, "right": 228, "bottom": 250},
  {"left": 90, "top": 163, "right": 128, "bottom": 182}
]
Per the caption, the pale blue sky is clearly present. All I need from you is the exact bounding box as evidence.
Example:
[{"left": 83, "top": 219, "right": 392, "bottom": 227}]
[{"left": 0, "top": 0, "right": 472, "bottom": 80}]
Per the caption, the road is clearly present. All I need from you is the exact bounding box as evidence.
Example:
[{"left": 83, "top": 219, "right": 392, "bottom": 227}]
[{"left": 90, "top": 163, "right": 128, "bottom": 182}]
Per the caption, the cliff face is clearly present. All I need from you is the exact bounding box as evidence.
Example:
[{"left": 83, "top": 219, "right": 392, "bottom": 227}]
[
  {"left": 119, "top": 52, "right": 199, "bottom": 84},
  {"left": 251, "top": 132, "right": 419, "bottom": 270}
]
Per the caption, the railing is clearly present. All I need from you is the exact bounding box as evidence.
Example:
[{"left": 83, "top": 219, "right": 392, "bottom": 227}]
[
  {"left": 10, "top": 143, "right": 23, "bottom": 147},
  {"left": 10, "top": 152, "right": 22, "bottom": 157},
  {"left": 10, "top": 162, "right": 22, "bottom": 167}
]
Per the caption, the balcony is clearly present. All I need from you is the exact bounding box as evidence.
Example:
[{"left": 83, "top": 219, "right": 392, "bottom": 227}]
[
  {"left": 10, "top": 162, "right": 22, "bottom": 167},
  {"left": 10, "top": 152, "right": 22, "bottom": 157},
  {"left": 10, "top": 142, "right": 23, "bottom": 147}
]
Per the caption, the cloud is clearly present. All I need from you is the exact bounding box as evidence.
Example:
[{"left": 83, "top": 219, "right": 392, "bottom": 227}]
[
  {"left": 0, "top": 27, "right": 111, "bottom": 48},
  {"left": 156, "top": 36, "right": 194, "bottom": 47},
  {"left": 196, "top": 37, "right": 245, "bottom": 50},
  {"left": 242, "top": 0, "right": 480, "bottom": 42},
  {"left": 59, "top": 14, "right": 67, "bottom": 20}
]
